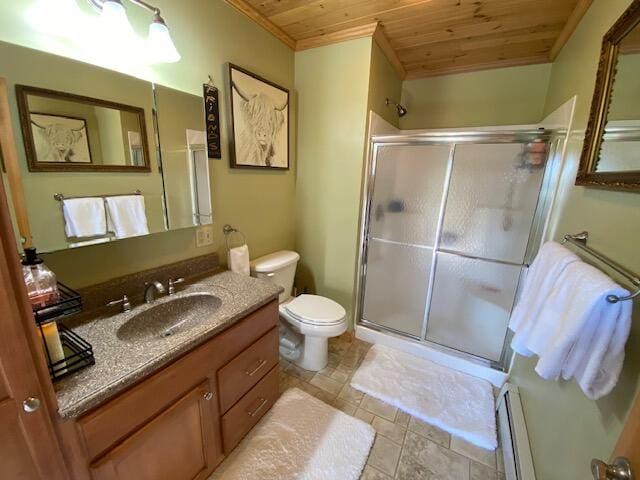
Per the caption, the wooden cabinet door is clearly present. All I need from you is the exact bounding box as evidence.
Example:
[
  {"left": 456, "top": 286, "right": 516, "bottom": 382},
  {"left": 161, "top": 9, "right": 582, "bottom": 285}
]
[
  {"left": 90, "top": 381, "right": 221, "bottom": 480},
  {"left": 0, "top": 77, "right": 68, "bottom": 480}
]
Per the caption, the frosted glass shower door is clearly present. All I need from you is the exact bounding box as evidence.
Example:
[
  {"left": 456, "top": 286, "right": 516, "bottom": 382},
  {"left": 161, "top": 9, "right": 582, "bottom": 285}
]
[
  {"left": 425, "top": 143, "right": 547, "bottom": 361},
  {"left": 362, "top": 144, "right": 450, "bottom": 337}
]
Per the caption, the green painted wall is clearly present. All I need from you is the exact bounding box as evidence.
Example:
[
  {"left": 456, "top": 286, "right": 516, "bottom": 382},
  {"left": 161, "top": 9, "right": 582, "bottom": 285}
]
[
  {"left": 0, "top": 0, "right": 296, "bottom": 287},
  {"left": 294, "top": 38, "right": 373, "bottom": 325},
  {"left": 399, "top": 63, "right": 552, "bottom": 129},
  {"left": 509, "top": 1, "right": 640, "bottom": 479}
]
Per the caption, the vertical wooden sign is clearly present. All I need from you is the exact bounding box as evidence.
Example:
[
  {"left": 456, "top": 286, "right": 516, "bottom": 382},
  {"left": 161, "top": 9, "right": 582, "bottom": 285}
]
[{"left": 203, "top": 84, "right": 221, "bottom": 159}]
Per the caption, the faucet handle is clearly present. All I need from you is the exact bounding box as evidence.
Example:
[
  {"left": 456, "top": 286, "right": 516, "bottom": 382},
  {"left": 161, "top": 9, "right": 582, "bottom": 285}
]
[
  {"left": 107, "top": 295, "right": 131, "bottom": 312},
  {"left": 168, "top": 277, "right": 185, "bottom": 295}
]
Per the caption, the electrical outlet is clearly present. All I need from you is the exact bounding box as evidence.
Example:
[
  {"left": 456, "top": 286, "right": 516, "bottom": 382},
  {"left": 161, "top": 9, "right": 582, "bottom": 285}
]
[{"left": 196, "top": 225, "right": 214, "bottom": 247}]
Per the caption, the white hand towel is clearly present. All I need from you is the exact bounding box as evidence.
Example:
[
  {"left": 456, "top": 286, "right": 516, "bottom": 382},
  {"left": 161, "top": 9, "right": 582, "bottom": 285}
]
[
  {"left": 62, "top": 198, "right": 107, "bottom": 238},
  {"left": 228, "top": 244, "right": 250, "bottom": 276},
  {"left": 509, "top": 242, "right": 579, "bottom": 355},
  {"left": 515, "top": 261, "right": 631, "bottom": 399},
  {"left": 105, "top": 195, "right": 149, "bottom": 239}
]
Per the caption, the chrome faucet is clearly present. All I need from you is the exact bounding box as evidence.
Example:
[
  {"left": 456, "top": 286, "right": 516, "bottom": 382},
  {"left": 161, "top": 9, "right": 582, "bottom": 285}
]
[{"left": 144, "top": 281, "right": 166, "bottom": 303}]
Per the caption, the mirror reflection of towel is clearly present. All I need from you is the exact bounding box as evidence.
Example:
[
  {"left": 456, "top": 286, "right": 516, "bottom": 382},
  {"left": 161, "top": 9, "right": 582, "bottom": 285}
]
[
  {"left": 105, "top": 195, "right": 149, "bottom": 239},
  {"left": 228, "top": 244, "right": 250, "bottom": 276},
  {"left": 62, "top": 198, "right": 107, "bottom": 238}
]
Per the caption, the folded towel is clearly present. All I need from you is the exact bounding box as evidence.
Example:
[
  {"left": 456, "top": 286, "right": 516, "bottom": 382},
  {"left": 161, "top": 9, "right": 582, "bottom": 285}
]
[
  {"left": 514, "top": 261, "right": 631, "bottom": 399},
  {"left": 228, "top": 244, "right": 250, "bottom": 276},
  {"left": 105, "top": 195, "right": 149, "bottom": 239},
  {"left": 62, "top": 198, "right": 107, "bottom": 238},
  {"left": 509, "top": 242, "right": 579, "bottom": 356}
]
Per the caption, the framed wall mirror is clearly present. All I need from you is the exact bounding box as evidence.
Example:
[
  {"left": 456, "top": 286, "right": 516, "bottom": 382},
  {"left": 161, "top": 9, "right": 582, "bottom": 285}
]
[
  {"left": 16, "top": 85, "right": 150, "bottom": 173},
  {"left": 578, "top": 0, "right": 640, "bottom": 191},
  {"left": 0, "top": 41, "right": 212, "bottom": 254}
]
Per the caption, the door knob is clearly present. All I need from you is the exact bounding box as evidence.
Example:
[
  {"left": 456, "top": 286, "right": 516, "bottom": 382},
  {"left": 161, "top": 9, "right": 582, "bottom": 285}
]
[
  {"left": 22, "top": 397, "right": 41, "bottom": 413},
  {"left": 591, "top": 457, "right": 633, "bottom": 480}
]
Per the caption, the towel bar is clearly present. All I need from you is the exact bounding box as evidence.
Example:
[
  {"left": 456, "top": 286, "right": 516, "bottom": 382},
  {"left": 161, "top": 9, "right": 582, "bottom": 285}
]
[
  {"left": 562, "top": 231, "right": 640, "bottom": 303},
  {"left": 53, "top": 190, "right": 142, "bottom": 201}
]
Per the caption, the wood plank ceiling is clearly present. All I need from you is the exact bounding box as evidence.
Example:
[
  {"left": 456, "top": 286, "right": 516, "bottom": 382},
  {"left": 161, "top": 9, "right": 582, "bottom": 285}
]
[{"left": 225, "top": 0, "right": 593, "bottom": 79}]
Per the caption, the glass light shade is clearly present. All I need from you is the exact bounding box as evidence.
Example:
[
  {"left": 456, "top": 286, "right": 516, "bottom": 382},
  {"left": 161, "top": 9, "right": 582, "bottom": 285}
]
[
  {"left": 148, "top": 20, "right": 181, "bottom": 63},
  {"left": 100, "top": 0, "right": 135, "bottom": 38}
]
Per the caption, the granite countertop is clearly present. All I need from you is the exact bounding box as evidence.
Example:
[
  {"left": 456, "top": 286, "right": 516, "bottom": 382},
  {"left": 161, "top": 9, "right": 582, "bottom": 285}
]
[{"left": 55, "top": 271, "right": 281, "bottom": 420}]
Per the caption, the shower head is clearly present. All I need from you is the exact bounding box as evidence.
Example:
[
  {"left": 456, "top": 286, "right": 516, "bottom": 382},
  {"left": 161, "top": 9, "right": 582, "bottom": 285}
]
[{"left": 386, "top": 98, "right": 407, "bottom": 117}]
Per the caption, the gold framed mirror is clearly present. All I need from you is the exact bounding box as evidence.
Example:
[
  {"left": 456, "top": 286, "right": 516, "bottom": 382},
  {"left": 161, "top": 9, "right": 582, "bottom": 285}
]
[
  {"left": 578, "top": 0, "right": 640, "bottom": 191},
  {"left": 15, "top": 85, "right": 151, "bottom": 173}
]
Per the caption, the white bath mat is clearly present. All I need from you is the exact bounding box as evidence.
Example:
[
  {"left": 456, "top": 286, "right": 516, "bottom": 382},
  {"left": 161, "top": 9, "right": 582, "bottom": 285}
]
[
  {"left": 351, "top": 344, "right": 497, "bottom": 450},
  {"left": 209, "top": 388, "right": 375, "bottom": 480}
]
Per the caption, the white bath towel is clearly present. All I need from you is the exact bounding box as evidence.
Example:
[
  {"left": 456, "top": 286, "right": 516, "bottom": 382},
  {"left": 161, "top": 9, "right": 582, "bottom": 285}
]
[
  {"left": 105, "top": 195, "right": 149, "bottom": 239},
  {"left": 62, "top": 197, "right": 107, "bottom": 238},
  {"left": 509, "top": 242, "right": 579, "bottom": 356},
  {"left": 514, "top": 261, "right": 631, "bottom": 399},
  {"left": 228, "top": 244, "right": 250, "bottom": 276}
]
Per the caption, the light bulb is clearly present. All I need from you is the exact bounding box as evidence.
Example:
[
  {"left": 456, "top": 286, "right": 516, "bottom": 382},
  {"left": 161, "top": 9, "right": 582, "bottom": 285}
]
[
  {"left": 148, "top": 16, "right": 181, "bottom": 63},
  {"left": 100, "top": 0, "right": 135, "bottom": 38}
]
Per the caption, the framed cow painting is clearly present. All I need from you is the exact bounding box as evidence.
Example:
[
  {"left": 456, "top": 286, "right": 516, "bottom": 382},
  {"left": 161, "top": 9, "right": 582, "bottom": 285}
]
[
  {"left": 29, "top": 113, "right": 93, "bottom": 164},
  {"left": 227, "top": 64, "right": 289, "bottom": 170}
]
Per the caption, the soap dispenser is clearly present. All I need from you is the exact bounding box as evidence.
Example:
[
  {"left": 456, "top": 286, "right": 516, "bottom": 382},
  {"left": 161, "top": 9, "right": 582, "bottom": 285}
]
[{"left": 21, "top": 247, "right": 60, "bottom": 308}]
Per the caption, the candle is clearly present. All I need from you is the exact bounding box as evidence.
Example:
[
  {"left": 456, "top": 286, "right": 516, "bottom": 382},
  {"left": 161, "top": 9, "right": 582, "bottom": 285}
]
[{"left": 39, "top": 322, "right": 66, "bottom": 373}]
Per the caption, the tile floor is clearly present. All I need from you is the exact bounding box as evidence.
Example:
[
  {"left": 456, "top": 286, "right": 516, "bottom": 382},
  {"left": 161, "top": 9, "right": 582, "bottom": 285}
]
[{"left": 278, "top": 333, "right": 505, "bottom": 480}]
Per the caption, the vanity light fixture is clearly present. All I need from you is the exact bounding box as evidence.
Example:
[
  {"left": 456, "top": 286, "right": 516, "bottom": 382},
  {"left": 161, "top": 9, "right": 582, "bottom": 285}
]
[{"left": 88, "top": 0, "right": 181, "bottom": 63}]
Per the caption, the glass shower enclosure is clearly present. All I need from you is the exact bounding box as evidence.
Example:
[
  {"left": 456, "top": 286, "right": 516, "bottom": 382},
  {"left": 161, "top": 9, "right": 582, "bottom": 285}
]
[{"left": 357, "top": 130, "right": 560, "bottom": 369}]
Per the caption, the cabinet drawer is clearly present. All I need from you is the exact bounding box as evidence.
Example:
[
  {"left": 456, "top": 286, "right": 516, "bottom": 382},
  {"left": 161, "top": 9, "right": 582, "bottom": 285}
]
[
  {"left": 221, "top": 365, "right": 279, "bottom": 453},
  {"left": 218, "top": 327, "right": 279, "bottom": 413}
]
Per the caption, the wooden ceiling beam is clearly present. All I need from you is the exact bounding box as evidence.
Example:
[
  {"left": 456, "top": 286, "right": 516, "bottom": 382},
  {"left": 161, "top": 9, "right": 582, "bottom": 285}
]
[
  {"left": 549, "top": 0, "right": 594, "bottom": 60},
  {"left": 373, "top": 24, "right": 407, "bottom": 80},
  {"left": 224, "top": 0, "right": 297, "bottom": 50}
]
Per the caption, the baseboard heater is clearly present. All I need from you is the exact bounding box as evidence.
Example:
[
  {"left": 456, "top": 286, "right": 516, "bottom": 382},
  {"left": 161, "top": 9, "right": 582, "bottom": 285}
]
[{"left": 497, "top": 384, "right": 536, "bottom": 480}]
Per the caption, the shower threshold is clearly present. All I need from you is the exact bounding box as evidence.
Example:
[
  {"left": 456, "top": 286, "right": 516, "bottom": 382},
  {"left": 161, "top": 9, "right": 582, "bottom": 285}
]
[{"left": 355, "top": 322, "right": 509, "bottom": 388}]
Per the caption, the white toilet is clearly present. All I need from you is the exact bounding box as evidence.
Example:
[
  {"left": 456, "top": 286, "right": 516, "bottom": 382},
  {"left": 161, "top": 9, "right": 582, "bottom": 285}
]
[{"left": 250, "top": 251, "right": 347, "bottom": 371}]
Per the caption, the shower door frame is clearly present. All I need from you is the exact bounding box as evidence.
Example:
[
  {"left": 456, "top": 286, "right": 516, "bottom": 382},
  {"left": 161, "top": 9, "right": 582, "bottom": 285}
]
[{"left": 354, "top": 130, "right": 564, "bottom": 371}]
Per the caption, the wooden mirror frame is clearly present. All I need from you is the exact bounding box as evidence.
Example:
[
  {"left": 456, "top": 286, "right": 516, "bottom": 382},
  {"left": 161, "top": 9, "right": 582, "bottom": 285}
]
[
  {"left": 577, "top": 0, "right": 640, "bottom": 191},
  {"left": 15, "top": 85, "right": 151, "bottom": 173}
]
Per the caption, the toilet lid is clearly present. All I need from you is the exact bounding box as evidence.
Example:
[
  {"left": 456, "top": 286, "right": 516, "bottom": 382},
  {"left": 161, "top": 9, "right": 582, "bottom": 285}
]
[{"left": 284, "top": 294, "right": 346, "bottom": 325}]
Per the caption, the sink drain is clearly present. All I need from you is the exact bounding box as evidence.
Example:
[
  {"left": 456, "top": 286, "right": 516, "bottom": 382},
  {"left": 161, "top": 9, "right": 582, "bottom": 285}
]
[{"left": 161, "top": 330, "right": 174, "bottom": 338}]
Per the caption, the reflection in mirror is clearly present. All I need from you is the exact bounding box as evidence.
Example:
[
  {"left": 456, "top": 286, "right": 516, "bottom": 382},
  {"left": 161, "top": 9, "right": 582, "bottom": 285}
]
[
  {"left": 598, "top": 21, "right": 640, "bottom": 173},
  {"left": 0, "top": 42, "right": 213, "bottom": 254},
  {"left": 154, "top": 85, "right": 212, "bottom": 229},
  {"left": 16, "top": 86, "right": 150, "bottom": 172},
  {"left": 0, "top": 41, "right": 166, "bottom": 253}
]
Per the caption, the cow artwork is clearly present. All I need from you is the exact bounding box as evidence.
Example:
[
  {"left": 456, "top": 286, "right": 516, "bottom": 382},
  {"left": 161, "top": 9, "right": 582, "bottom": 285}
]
[
  {"left": 29, "top": 113, "right": 92, "bottom": 164},
  {"left": 228, "top": 64, "right": 289, "bottom": 169}
]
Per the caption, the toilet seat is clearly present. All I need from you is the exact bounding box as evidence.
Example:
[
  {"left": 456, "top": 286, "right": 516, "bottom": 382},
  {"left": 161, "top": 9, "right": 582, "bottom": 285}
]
[{"left": 283, "top": 294, "right": 346, "bottom": 326}]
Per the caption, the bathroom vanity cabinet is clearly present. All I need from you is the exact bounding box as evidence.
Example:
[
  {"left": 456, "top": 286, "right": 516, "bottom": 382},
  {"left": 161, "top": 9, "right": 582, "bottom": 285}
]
[{"left": 64, "top": 300, "right": 280, "bottom": 480}]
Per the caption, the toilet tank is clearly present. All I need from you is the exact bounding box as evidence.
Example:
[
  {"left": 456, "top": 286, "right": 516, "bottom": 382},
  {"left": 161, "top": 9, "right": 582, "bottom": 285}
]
[{"left": 250, "top": 251, "right": 300, "bottom": 303}]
